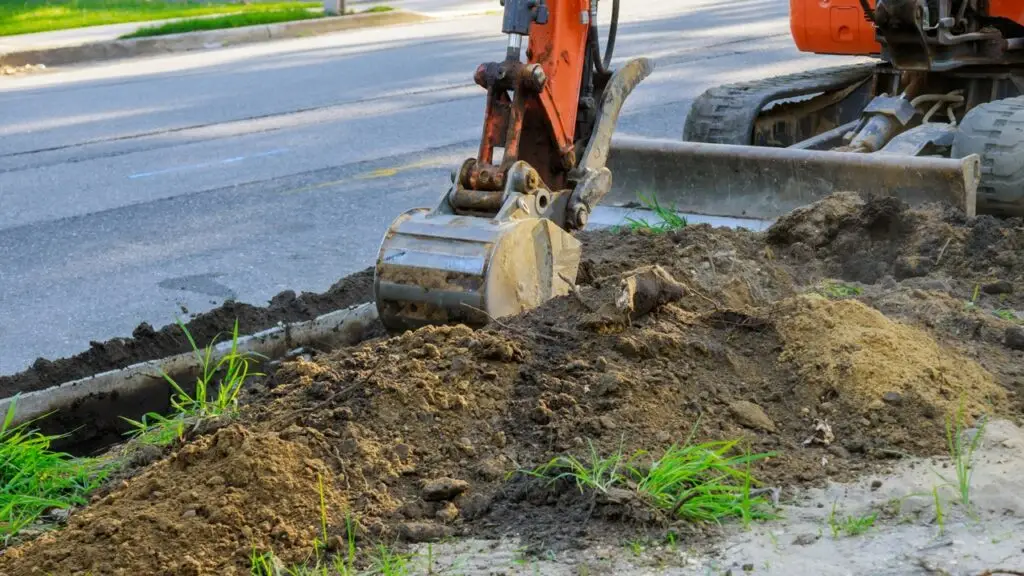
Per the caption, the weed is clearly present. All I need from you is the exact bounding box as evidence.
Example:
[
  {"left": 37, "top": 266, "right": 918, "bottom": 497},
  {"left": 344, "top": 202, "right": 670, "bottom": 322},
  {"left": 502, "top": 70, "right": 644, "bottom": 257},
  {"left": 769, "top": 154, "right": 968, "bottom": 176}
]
[
  {"left": 621, "top": 193, "right": 687, "bottom": 234},
  {"left": 827, "top": 501, "right": 876, "bottom": 538},
  {"left": 935, "top": 400, "right": 986, "bottom": 516},
  {"left": 933, "top": 485, "right": 945, "bottom": 536},
  {"left": 993, "top": 309, "right": 1018, "bottom": 322},
  {"left": 817, "top": 280, "right": 863, "bottom": 299},
  {"left": 0, "top": 398, "right": 112, "bottom": 542},
  {"left": 362, "top": 5, "right": 394, "bottom": 12},
  {"left": 625, "top": 539, "right": 644, "bottom": 556},
  {"left": 122, "top": 319, "right": 263, "bottom": 446},
  {"left": 524, "top": 423, "right": 776, "bottom": 526}
]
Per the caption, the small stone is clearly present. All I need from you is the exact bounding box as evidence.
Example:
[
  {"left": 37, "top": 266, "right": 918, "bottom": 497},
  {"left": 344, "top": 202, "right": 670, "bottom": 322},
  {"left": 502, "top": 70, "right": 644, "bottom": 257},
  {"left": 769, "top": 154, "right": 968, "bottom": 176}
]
[
  {"left": 475, "top": 457, "right": 506, "bottom": 481},
  {"left": 729, "top": 401, "right": 777, "bottom": 433},
  {"left": 983, "top": 280, "right": 1014, "bottom": 295},
  {"left": 398, "top": 522, "right": 453, "bottom": 543},
  {"left": 595, "top": 356, "right": 609, "bottom": 371},
  {"left": 436, "top": 502, "right": 459, "bottom": 523},
  {"left": 394, "top": 443, "right": 412, "bottom": 462},
  {"left": 793, "top": 533, "right": 819, "bottom": 546},
  {"left": 206, "top": 475, "right": 226, "bottom": 486},
  {"left": 181, "top": 509, "right": 197, "bottom": 519},
  {"left": 827, "top": 444, "right": 850, "bottom": 459},
  {"left": 742, "top": 564, "right": 754, "bottom": 572},
  {"left": 870, "top": 479, "right": 883, "bottom": 491},
  {"left": 867, "top": 399, "right": 885, "bottom": 411},
  {"left": 598, "top": 415, "right": 617, "bottom": 431},
  {"left": 421, "top": 478, "right": 470, "bottom": 502},
  {"left": 1006, "top": 326, "right": 1024, "bottom": 351},
  {"left": 882, "top": 391, "right": 903, "bottom": 405}
]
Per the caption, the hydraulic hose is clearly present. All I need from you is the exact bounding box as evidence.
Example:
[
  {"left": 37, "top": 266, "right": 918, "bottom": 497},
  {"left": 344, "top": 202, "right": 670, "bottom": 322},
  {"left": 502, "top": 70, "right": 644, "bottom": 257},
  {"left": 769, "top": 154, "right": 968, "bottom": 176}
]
[{"left": 589, "top": 0, "right": 619, "bottom": 76}]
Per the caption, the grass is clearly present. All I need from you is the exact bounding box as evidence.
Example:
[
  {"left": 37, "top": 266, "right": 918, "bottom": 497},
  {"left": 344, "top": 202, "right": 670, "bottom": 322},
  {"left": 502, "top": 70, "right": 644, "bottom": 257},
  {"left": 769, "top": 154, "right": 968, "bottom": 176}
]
[
  {"left": 0, "top": 0, "right": 321, "bottom": 37},
  {"left": 0, "top": 398, "right": 112, "bottom": 543},
  {"left": 121, "top": 6, "right": 320, "bottom": 38},
  {"left": 935, "top": 400, "right": 986, "bottom": 516},
  {"left": 523, "top": 425, "right": 777, "bottom": 526},
  {"left": 816, "top": 279, "right": 863, "bottom": 299},
  {"left": 620, "top": 193, "right": 687, "bottom": 234},
  {"left": 122, "top": 318, "right": 263, "bottom": 447},
  {"left": 993, "top": 309, "right": 1018, "bottom": 322},
  {"left": 826, "top": 501, "right": 876, "bottom": 538}
]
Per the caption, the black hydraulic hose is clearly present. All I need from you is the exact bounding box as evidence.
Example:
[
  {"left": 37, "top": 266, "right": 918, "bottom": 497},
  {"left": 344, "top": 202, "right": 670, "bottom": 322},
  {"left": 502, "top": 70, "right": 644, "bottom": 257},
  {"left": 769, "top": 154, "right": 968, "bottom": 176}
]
[{"left": 589, "top": 0, "right": 619, "bottom": 76}]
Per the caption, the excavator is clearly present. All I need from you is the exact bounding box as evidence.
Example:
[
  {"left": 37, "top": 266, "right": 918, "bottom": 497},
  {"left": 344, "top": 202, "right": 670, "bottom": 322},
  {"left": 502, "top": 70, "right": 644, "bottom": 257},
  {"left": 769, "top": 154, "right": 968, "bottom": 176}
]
[{"left": 372, "top": 0, "right": 1024, "bottom": 332}]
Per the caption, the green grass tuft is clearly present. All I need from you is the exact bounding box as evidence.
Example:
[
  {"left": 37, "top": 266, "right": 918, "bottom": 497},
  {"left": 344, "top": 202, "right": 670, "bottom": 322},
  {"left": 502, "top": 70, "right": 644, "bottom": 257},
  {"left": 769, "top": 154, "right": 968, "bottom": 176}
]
[
  {"left": 362, "top": 5, "right": 394, "bottom": 12},
  {"left": 0, "top": 398, "right": 112, "bottom": 543},
  {"left": 827, "top": 501, "right": 876, "bottom": 538},
  {"left": 993, "top": 309, "right": 1018, "bottom": 322},
  {"left": 523, "top": 424, "right": 777, "bottom": 526},
  {"left": 0, "top": 0, "right": 320, "bottom": 37},
  {"left": 121, "top": 7, "right": 320, "bottom": 38},
  {"left": 122, "top": 318, "right": 263, "bottom": 446},
  {"left": 620, "top": 193, "right": 687, "bottom": 234},
  {"left": 937, "top": 400, "right": 986, "bottom": 516},
  {"left": 817, "top": 280, "right": 863, "bottom": 299}
]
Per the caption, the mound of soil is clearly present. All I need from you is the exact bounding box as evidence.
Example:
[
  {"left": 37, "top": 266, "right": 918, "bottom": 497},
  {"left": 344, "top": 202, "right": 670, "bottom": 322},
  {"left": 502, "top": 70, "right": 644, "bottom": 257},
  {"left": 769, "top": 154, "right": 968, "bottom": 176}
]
[
  {"left": 2, "top": 425, "right": 346, "bottom": 576},
  {"left": 0, "top": 269, "right": 377, "bottom": 398},
  {"left": 3, "top": 192, "right": 1023, "bottom": 575}
]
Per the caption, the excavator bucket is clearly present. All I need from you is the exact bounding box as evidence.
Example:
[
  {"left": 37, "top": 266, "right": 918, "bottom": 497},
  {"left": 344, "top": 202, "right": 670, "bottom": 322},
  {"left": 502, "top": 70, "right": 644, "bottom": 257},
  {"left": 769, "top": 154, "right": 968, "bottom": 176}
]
[{"left": 603, "top": 135, "right": 981, "bottom": 221}]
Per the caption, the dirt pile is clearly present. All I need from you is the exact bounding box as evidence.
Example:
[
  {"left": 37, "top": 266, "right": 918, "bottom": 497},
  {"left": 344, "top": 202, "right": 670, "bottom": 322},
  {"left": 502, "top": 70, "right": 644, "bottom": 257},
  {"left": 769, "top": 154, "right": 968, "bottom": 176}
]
[
  {"left": 775, "top": 294, "right": 1005, "bottom": 418},
  {"left": 1, "top": 425, "right": 345, "bottom": 576},
  {"left": 2, "top": 192, "right": 1022, "bottom": 574}
]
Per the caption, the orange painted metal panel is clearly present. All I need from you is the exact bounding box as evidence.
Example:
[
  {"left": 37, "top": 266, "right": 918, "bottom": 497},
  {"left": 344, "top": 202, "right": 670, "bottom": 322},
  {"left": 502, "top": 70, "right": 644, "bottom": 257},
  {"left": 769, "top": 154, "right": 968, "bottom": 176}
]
[{"left": 790, "top": 0, "right": 881, "bottom": 55}]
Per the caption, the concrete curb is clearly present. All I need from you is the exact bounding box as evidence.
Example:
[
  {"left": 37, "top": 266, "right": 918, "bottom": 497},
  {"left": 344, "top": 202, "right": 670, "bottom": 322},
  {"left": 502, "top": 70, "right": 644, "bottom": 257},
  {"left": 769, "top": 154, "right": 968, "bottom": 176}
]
[
  {"left": 0, "top": 9, "right": 433, "bottom": 68},
  {"left": 1, "top": 303, "right": 379, "bottom": 445}
]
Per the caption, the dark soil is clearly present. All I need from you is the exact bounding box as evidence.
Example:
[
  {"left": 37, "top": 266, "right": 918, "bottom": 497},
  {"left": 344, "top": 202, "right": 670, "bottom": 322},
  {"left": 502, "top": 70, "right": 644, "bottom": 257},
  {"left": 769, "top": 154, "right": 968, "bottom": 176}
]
[
  {"left": 3, "top": 192, "right": 1023, "bottom": 576},
  {"left": 0, "top": 268, "right": 377, "bottom": 399}
]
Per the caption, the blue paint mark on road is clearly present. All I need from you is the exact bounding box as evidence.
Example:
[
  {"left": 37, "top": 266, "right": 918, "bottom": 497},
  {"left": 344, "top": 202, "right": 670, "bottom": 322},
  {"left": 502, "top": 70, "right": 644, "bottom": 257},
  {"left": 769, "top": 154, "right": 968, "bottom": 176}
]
[{"left": 128, "top": 148, "right": 290, "bottom": 179}]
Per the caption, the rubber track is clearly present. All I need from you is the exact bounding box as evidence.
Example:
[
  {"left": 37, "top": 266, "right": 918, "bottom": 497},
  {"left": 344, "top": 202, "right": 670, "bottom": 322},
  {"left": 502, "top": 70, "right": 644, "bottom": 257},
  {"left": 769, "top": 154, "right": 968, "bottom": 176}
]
[
  {"left": 682, "top": 63, "right": 879, "bottom": 145},
  {"left": 952, "top": 96, "right": 1024, "bottom": 217}
]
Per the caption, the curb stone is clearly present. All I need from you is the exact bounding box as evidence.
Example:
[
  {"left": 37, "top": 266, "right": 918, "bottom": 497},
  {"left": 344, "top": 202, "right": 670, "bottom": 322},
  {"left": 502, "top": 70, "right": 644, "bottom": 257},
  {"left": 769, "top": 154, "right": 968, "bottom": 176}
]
[{"left": 0, "top": 9, "right": 433, "bottom": 68}]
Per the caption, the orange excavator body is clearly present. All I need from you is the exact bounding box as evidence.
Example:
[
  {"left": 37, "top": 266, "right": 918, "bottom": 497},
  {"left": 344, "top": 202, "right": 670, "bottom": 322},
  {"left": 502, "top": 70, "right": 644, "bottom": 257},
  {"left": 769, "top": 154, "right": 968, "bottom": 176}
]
[{"left": 790, "top": 0, "right": 1024, "bottom": 57}]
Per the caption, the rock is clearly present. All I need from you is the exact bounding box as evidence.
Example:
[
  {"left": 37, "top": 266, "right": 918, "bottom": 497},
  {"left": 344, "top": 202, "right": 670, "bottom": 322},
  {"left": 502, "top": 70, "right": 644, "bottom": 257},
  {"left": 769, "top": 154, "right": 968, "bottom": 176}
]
[
  {"left": 793, "top": 533, "right": 819, "bottom": 546},
  {"left": 882, "top": 391, "right": 903, "bottom": 405},
  {"left": 867, "top": 399, "right": 886, "bottom": 411},
  {"left": 458, "top": 493, "right": 492, "bottom": 520},
  {"left": 435, "top": 502, "right": 459, "bottom": 523},
  {"left": 1006, "top": 326, "right": 1024, "bottom": 351},
  {"left": 983, "top": 280, "right": 1014, "bottom": 295},
  {"left": 475, "top": 457, "right": 507, "bottom": 481},
  {"left": 871, "top": 479, "right": 883, "bottom": 491},
  {"left": 729, "top": 401, "right": 776, "bottom": 433},
  {"left": 421, "top": 478, "right": 470, "bottom": 502},
  {"left": 398, "top": 522, "right": 453, "bottom": 543},
  {"left": 598, "top": 415, "right": 617, "bottom": 431}
]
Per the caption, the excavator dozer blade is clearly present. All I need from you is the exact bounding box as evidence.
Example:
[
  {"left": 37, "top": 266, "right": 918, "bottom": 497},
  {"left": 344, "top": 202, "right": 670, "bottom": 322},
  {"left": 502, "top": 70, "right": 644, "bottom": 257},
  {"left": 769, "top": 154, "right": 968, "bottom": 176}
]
[{"left": 604, "top": 135, "right": 981, "bottom": 220}]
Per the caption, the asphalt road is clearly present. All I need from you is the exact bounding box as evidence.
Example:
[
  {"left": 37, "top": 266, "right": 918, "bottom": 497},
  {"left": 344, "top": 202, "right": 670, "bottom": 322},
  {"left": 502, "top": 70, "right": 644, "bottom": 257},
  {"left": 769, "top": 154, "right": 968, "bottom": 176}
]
[{"left": 0, "top": 0, "right": 856, "bottom": 375}]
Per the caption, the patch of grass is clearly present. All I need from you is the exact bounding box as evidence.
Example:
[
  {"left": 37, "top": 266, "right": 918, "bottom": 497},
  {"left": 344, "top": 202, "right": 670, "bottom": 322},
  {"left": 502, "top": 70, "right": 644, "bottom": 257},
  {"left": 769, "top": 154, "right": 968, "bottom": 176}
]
[
  {"left": 122, "top": 318, "right": 263, "bottom": 447},
  {"left": 121, "top": 7, "right": 321, "bottom": 38},
  {"left": 0, "top": 398, "right": 112, "bottom": 543},
  {"left": 826, "top": 501, "right": 876, "bottom": 538},
  {"left": 936, "top": 400, "right": 986, "bottom": 516},
  {"left": 621, "top": 193, "right": 687, "bottom": 234},
  {"left": 524, "top": 425, "right": 777, "bottom": 526},
  {"left": 817, "top": 280, "right": 863, "bottom": 299},
  {"left": 362, "top": 5, "right": 393, "bottom": 12},
  {"left": 993, "top": 309, "right": 1018, "bottom": 322},
  {"left": 0, "top": 0, "right": 320, "bottom": 37}
]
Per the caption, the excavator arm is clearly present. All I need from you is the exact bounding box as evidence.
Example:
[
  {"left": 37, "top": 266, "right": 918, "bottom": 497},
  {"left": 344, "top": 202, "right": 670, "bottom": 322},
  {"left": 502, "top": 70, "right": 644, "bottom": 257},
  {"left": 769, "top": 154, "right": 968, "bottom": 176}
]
[{"left": 373, "top": 0, "right": 651, "bottom": 332}]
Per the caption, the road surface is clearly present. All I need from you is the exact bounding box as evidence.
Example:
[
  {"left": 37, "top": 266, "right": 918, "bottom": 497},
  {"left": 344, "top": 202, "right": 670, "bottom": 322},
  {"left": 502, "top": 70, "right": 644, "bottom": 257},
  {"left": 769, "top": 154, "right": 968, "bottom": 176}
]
[{"left": 0, "top": 0, "right": 856, "bottom": 375}]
